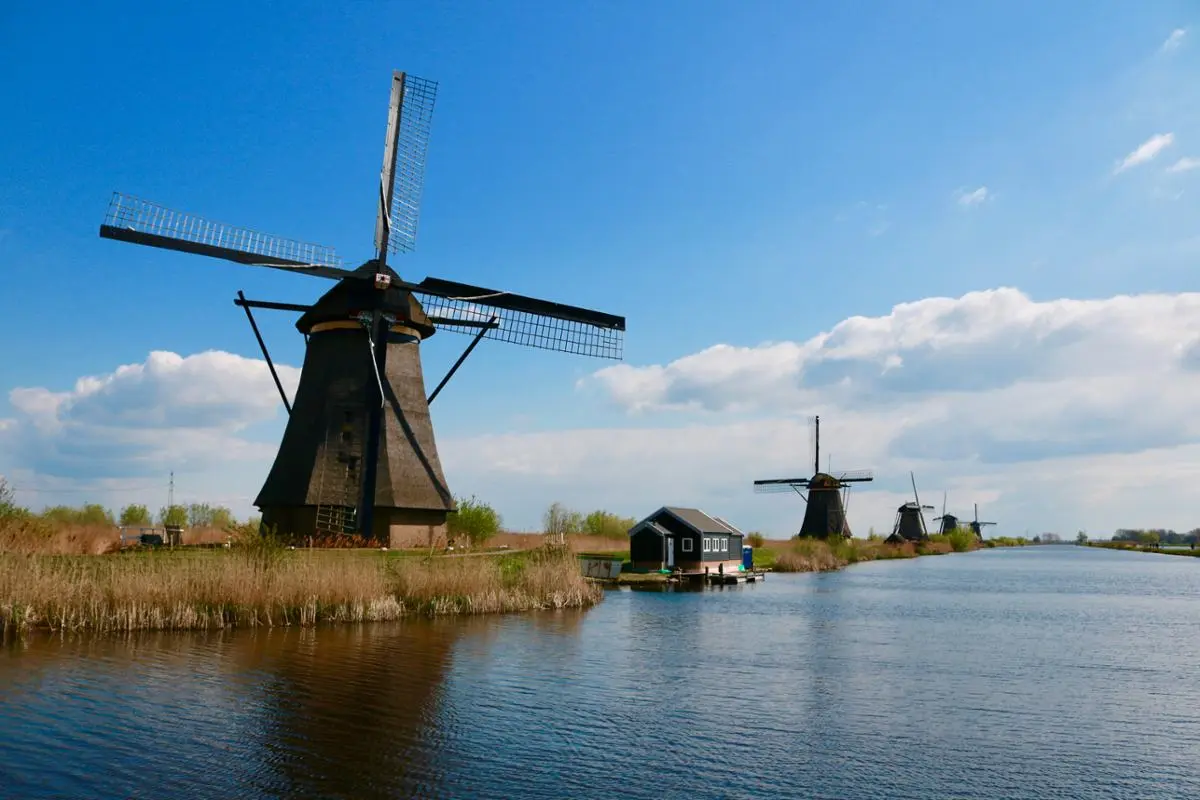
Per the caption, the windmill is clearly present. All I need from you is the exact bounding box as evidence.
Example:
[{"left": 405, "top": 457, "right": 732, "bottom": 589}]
[
  {"left": 968, "top": 503, "right": 997, "bottom": 539},
  {"left": 753, "top": 415, "right": 874, "bottom": 539},
  {"left": 932, "top": 491, "right": 961, "bottom": 535},
  {"left": 97, "top": 71, "right": 626, "bottom": 547},
  {"left": 888, "top": 471, "right": 934, "bottom": 543}
]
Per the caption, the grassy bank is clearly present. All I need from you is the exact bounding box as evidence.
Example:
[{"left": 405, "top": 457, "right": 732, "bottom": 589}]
[
  {"left": 0, "top": 543, "right": 601, "bottom": 635},
  {"left": 753, "top": 529, "right": 987, "bottom": 573},
  {"left": 1088, "top": 541, "right": 1200, "bottom": 558}
]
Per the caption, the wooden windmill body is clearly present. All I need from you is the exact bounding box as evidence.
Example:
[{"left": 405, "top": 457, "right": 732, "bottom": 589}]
[
  {"left": 753, "top": 416, "right": 873, "bottom": 539},
  {"left": 933, "top": 495, "right": 996, "bottom": 539},
  {"left": 888, "top": 472, "right": 934, "bottom": 543},
  {"left": 98, "top": 72, "right": 626, "bottom": 546},
  {"left": 968, "top": 503, "right": 997, "bottom": 539}
]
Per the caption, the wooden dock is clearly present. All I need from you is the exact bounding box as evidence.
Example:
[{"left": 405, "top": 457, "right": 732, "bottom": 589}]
[{"left": 667, "top": 569, "right": 768, "bottom": 586}]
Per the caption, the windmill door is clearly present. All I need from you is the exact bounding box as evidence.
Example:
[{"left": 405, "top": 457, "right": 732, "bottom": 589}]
[{"left": 666, "top": 536, "right": 675, "bottom": 568}]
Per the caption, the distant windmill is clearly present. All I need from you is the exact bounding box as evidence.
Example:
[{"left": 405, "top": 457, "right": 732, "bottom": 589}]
[
  {"left": 969, "top": 503, "right": 997, "bottom": 539},
  {"left": 753, "top": 416, "right": 874, "bottom": 539},
  {"left": 888, "top": 471, "right": 934, "bottom": 543},
  {"left": 933, "top": 491, "right": 960, "bottom": 535},
  {"left": 98, "top": 71, "right": 626, "bottom": 546}
]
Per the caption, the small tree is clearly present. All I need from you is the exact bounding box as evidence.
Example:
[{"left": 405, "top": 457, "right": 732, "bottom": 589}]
[
  {"left": 79, "top": 504, "right": 114, "bottom": 526},
  {"left": 747, "top": 532, "right": 765, "bottom": 548},
  {"left": 543, "top": 501, "right": 583, "bottom": 546},
  {"left": 583, "top": 509, "right": 636, "bottom": 540},
  {"left": 159, "top": 504, "right": 188, "bottom": 527},
  {"left": 446, "top": 495, "right": 502, "bottom": 548},
  {"left": 212, "top": 506, "right": 234, "bottom": 529},
  {"left": 120, "top": 504, "right": 152, "bottom": 526},
  {"left": 187, "top": 503, "right": 234, "bottom": 528},
  {"left": 1076, "top": 531, "right": 1088, "bottom": 546}
]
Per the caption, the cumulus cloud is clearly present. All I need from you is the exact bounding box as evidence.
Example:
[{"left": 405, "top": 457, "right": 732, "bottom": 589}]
[
  {"left": 1161, "top": 28, "right": 1187, "bottom": 52},
  {"left": 956, "top": 186, "right": 989, "bottom": 206},
  {"left": 7, "top": 292, "right": 1200, "bottom": 537},
  {"left": 1167, "top": 156, "right": 1200, "bottom": 174},
  {"left": 573, "top": 288, "right": 1200, "bottom": 534},
  {"left": 1114, "top": 133, "right": 1175, "bottom": 173},
  {"left": 588, "top": 288, "right": 1200, "bottom": 416},
  {"left": 1, "top": 350, "right": 297, "bottom": 480}
]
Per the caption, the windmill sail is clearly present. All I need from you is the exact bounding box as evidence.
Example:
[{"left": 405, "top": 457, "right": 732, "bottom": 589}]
[
  {"left": 375, "top": 72, "right": 438, "bottom": 257},
  {"left": 753, "top": 478, "right": 812, "bottom": 494},
  {"left": 414, "top": 277, "right": 625, "bottom": 359},
  {"left": 99, "top": 193, "right": 349, "bottom": 279}
]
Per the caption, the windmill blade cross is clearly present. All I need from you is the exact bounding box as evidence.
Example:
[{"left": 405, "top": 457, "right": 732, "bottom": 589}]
[{"left": 99, "top": 193, "right": 350, "bottom": 280}]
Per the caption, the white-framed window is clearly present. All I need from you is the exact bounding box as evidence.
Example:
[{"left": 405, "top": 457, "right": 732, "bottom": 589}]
[
  {"left": 703, "top": 538, "right": 710, "bottom": 552},
  {"left": 721, "top": 538, "right": 728, "bottom": 552},
  {"left": 681, "top": 537, "right": 693, "bottom": 552}
]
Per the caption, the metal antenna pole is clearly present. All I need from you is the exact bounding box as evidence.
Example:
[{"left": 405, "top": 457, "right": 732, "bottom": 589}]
[{"left": 359, "top": 71, "right": 408, "bottom": 541}]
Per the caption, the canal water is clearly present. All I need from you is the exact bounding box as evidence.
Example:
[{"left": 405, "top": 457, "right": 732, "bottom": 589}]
[{"left": 3, "top": 546, "right": 1200, "bottom": 799}]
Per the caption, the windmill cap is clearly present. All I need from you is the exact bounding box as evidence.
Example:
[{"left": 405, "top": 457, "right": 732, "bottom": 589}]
[{"left": 296, "top": 260, "right": 435, "bottom": 338}]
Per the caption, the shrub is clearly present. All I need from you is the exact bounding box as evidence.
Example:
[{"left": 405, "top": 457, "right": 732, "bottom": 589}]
[
  {"left": 231, "top": 521, "right": 287, "bottom": 572},
  {"left": 946, "top": 527, "right": 974, "bottom": 553},
  {"left": 747, "top": 532, "right": 765, "bottom": 548},
  {"left": 583, "top": 510, "right": 635, "bottom": 540},
  {"left": 119, "top": 504, "right": 152, "bottom": 526},
  {"left": 0, "top": 477, "right": 16, "bottom": 518},
  {"left": 447, "top": 495, "right": 503, "bottom": 548}
]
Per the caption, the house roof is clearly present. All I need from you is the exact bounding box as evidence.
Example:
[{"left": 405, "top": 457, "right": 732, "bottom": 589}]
[
  {"left": 630, "top": 519, "right": 671, "bottom": 538},
  {"left": 663, "top": 506, "right": 740, "bottom": 535}
]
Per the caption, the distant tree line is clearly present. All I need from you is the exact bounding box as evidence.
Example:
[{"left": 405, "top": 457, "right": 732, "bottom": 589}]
[
  {"left": 542, "top": 502, "right": 636, "bottom": 544},
  {"left": 0, "top": 478, "right": 244, "bottom": 530},
  {"left": 1112, "top": 529, "right": 1200, "bottom": 546}
]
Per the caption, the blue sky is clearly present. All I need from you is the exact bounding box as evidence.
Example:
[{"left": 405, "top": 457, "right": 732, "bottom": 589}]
[{"left": 2, "top": 1, "right": 1198, "bottom": 536}]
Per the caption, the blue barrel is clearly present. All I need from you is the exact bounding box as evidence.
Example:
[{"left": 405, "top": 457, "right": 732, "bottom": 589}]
[{"left": 742, "top": 546, "right": 753, "bottom": 570}]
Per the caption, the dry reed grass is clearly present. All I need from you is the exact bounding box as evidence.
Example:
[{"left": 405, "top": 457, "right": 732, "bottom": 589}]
[
  {"left": 0, "top": 515, "right": 232, "bottom": 556},
  {"left": 0, "top": 545, "right": 601, "bottom": 635},
  {"left": 490, "top": 532, "right": 630, "bottom": 553},
  {"left": 770, "top": 535, "right": 965, "bottom": 573}
]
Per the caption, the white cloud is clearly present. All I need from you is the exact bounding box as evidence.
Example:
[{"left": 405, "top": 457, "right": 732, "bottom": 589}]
[
  {"left": 1161, "top": 28, "right": 1187, "bottom": 52},
  {"left": 956, "top": 186, "right": 989, "bottom": 206},
  {"left": 1114, "top": 133, "right": 1175, "bottom": 173},
  {"left": 1, "top": 350, "right": 296, "bottom": 491},
  {"left": 567, "top": 288, "right": 1200, "bottom": 535},
  {"left": 7, "top": 291, "right": 1200, "bottom": 538},
  {"left": 1167, "top": 156, "right": 1200, "bottom": 173}
]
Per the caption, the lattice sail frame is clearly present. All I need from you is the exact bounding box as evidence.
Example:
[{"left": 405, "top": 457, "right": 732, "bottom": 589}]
[
  {"left": 103, "top": 193, "right": 343, "bottom": 269},
  {"left": 419, "top": 290, "right": 624, "bottom": 360},
  {"left": 753, "top": 479, "right": 810, "bottom": 494},
  {"left": 385, "top": 75, "right": 438, "bottom": 256}
]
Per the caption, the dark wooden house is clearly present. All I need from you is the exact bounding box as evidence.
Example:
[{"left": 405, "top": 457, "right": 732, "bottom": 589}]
[{"left": 629, "top": 506, "right": 746, "bottom": 573}]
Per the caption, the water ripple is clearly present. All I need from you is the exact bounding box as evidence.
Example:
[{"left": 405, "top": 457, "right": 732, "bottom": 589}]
[{"left": 3, "top": 547, "right": 1200, "bottom": 798}]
